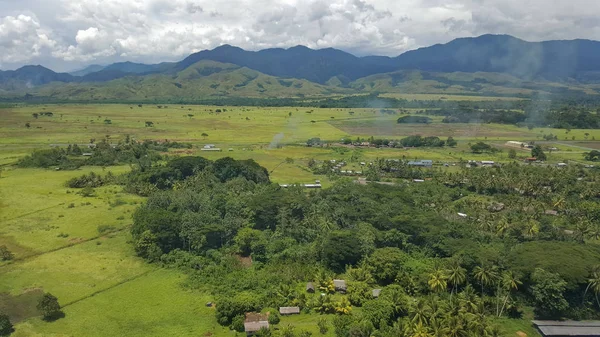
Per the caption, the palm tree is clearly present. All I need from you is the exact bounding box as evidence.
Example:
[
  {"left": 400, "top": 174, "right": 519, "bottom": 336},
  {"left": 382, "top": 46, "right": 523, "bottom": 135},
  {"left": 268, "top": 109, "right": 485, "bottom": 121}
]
[
  {"left": 586, "top": 223, "right": 600, "bottom": 241},
  {"left": 498, "top": 271, "right": 521, "bottom": 317},
  {"left": 447, "top": 262, "right": 467, "bottom": 296},
  {"left": 583, "top": 270, "right": 600, "bottom": 308},
  {"left": 411, "top": 299, "right": 432, "bottom": 326},
  {"left": 495, "top": 217, "right": 511, "bottom": 237},
  {"left": 411, "top": 322, "right": 434, "bottom": 337},
  {"left": 472, "top": 265, "right": 498, "bottom": 295},
  {"left": 428, "top": 266, "right": 448, "bottom": 293}
]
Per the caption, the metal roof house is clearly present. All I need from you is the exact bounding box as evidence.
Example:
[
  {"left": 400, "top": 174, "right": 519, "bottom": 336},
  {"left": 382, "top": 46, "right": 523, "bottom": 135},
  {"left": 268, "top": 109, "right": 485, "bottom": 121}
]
[
  {"left": 333, "top": 279, "right": 347, "bottom": 293},
  {"left": 372, "top": 289, "right": 381, "bottom": 298},
  {"left": 533, "top": 320, "right": 600, "bottom": 337},
  {"left": 306, "top": 282, "right": 315, "bottom": 293},
  {"left": 244, "top": 313, "right": 270, "bottom": 336},
  {"left": 407, "top": 160, "right": 433, "bottom": 167},
  {"left": 244, "top": 321, "right": 269, "bottom": 335},
  {"left": 279, "top": 307, "right": 300, "bottom": 315}
]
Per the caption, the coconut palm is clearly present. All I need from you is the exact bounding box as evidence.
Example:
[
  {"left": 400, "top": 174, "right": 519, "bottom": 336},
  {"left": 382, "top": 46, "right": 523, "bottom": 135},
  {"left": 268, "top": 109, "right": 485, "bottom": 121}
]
[
  {"left": 583, "top": 270, "right": 600, "bottom": 308},
  {"left": 447, "top": 262, "right": 467, "bottom": 296},
  {"left": 498, "top": 271, "right": 521, "bottom": 317},
  {"left": 411, "top": 298, "right": 432, "bottom": 326},
  {"left": 472, "top": 265, "right": 498, "bottom": 295},
  {"left": 428, "top": 268, "right": 448, "bottom": 293}
]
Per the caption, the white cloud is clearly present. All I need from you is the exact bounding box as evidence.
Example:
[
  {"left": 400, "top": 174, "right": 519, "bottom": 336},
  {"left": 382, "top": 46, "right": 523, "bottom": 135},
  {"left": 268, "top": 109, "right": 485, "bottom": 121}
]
[
  {"left": 1, "top": 0, "right": 600, "bottom": 71},
  {"left": 0, "top": 14, "right": 56, "bottom": 65}
]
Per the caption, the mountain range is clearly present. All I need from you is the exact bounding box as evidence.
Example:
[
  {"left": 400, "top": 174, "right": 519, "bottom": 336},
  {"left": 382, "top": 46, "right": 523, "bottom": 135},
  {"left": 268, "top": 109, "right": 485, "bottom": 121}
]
[{"left": 3, "top": 34, "right": 600, "bottom": 100}]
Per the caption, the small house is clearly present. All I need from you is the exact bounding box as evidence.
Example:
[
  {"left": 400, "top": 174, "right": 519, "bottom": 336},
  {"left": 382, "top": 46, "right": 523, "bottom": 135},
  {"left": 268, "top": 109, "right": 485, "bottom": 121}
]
[
  {"left": 279, "top": 307, "right": 300, "bottom": 315},
  {"left": 557, "top": 163, "right": 568, "bottom": 167},
  {"left": 407, "top": 160, "right": 433, "bottom": 167},
  {"left": 545, "top": 210, "right": 559, "bottom": 216},
  {"left": 244, "top": 321, "right": 269, "bottom": 336},
  {"left": 533, "top": 320, "right": 600, "bottom": 337},
  {"left": 333, "top": 279, "right": 347, "bottom": 293},
  {"left": 481, "top": 161, "right": 495, "bottom": 166},
  {"left": 306, "top": 282, "right": 315, "bottom": 293},
  {"left": 244, "top": 313, "right": 270, "bottom": 336},
  {"left": 372, "top": 289, "right": 381, "bottom": 298}
]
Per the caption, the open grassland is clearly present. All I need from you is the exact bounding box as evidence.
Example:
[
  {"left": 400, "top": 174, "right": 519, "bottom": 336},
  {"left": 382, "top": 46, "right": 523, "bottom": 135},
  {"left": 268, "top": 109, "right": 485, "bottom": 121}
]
[
  {"left": 0, "top": 166, "right": 142, "bottom": 258},
  {"left": 10, "top": 269, "right": 232, "bottom": 337}
]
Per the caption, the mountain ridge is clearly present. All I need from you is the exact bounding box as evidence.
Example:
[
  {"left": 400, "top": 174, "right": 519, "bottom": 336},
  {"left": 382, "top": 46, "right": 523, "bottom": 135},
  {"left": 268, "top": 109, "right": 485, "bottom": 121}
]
[{"left": 4, "top": 34, "right": 600, "bottom": 96}]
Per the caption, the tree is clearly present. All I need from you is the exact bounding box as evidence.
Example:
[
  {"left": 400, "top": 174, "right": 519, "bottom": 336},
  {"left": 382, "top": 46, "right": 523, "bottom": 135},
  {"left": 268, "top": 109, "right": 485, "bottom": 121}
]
[
  {"left": 508, "top": 149, "right": 517, "bottom": 159},
  {"left": 317, "top": 317, "right": 329, "bottom": 334},
  {"left": 201, "top": 133, "right": 209, "bottom": 139},
  {"left": 530, "top": 268, "right": 568, "bottom": 318},
  {"left": 234, "top": 228, "right": 264, "bottom": 257},
  {"left": 37, "top": 293, "right": 62, "bottom": 320},
  {"left": 585, "top": 150, "right": 600, "bottom": 161},
  {"left": 322, "top": 231, "right": 362, "bottom": 272},
  {"left": 145, "top": 121, "right": 154, "bottom": 127},
  {"left": 498, "top": 271, "right": 521, "bottom": 317},
  {"left": 470, "top": 142, "right": 493, "bottom": 153},
  {"left": 446, "top": 261, "right": 467, "bottom": 296},
  {"left": 531, "top": 145, "right": 547, "bottom": 161},
  {"left": 0, "top": 314, "right": 12, "bottom": 336},
  {"left": 583, "top": 269, "right": 600, "bottom": 308},
  {"left": 428, "top": 268, "right": 448, "bottom": 293},
  {"left": 25, "top": 122, "right": 30, "bottom": 128},
  {"left": 0, "top": 246, "right": 14, "bottom": 261},
  {"left": 367, "top": 247, "right": 406, "bottom": 285},
  {"left": 446, "top": 136, "right": 457, "bottom": 147},
  {"left": 473, "top": 265, "right": 498, "bottom": 295},
  {"left": 104, "top": 119, "right": 112, "bottom": 124}
]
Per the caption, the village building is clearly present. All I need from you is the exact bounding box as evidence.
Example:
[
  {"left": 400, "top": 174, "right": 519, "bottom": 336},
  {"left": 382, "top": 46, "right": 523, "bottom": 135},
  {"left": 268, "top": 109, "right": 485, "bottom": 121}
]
[
  {"left": 372, "top": 289, "right": 381, "bottom": 298},
  {"left": 279, "top": 307, "right": 300, "bottom": 315},
  {"left": 333, "top": 279, "right": 347, "bottom": 293},
  {"left": 533, "top": 320, "right": 600, "bottom": 337},
  {"left": 244, "top": 313, "right": 269, "bottom": 336},
  {"left": 306, "top": 282, "right": 315, "bottom": 293},
  {"left": 407, "top": 160, "right": 433, "bottom": 167}
]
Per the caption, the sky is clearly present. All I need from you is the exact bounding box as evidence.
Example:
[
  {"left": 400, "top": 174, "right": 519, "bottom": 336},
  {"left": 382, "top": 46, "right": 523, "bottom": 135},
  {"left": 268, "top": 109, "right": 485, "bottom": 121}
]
[{"left": 1, "top": 0, "right": 600, "bottom": 72}]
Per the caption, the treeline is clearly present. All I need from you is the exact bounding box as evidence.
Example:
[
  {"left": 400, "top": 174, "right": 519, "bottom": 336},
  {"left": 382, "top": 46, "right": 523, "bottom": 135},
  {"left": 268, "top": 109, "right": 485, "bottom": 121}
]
[{"left": 16, "top": 139, "right": 193, "bottom": 170}]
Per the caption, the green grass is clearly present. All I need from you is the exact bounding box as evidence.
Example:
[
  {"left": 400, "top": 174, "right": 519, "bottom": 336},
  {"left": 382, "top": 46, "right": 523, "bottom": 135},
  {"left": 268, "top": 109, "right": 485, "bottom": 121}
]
[
  {"left": 0, "top": 166, "right": 142, "bottom": 258},
  {"left": 11, "top": 269, "right": 232, "bottom": 337}
]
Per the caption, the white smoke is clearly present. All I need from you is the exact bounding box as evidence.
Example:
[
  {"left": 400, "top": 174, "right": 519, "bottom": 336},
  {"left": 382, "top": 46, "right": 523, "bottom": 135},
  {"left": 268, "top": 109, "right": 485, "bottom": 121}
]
[{"left": 269, "top": 132, "right": 284, "bottom": 149}]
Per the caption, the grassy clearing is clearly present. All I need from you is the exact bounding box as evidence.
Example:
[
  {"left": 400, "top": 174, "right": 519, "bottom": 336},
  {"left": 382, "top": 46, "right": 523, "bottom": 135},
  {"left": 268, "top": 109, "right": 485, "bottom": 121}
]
[
  {"left": 0, "top": 232, "right": 151, "bottom": 304},
  {"left": 11, "top": 269, "right": 232, "bottom": 337},
  {"left": 0, "top": 166, "right": 142, "bottom": 258}
]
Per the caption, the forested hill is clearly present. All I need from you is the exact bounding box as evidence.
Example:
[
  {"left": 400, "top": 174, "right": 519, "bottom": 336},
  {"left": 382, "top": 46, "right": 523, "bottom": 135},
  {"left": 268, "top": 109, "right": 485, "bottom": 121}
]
[{"left": 5, "top": 34, "right": 600, "bottom": 90}]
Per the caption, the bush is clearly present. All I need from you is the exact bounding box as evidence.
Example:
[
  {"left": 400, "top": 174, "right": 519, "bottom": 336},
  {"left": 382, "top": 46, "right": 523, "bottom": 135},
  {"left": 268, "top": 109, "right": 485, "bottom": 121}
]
[
  {"left": 0, "top": 314, "right": 13, "bottom": 336},
  {"left": 267, "top": 311, "right": 280, "bottom": 325},
  {"left": 37, "top": 293, "right": 62, "bottom": 321},
  {"left": 98, "top": 225, "right": 117, "bottom": 234},
  {"left": 0, "top": 245, "right": 14, "bottom": 261},
  {"left": 79, "top": 187, "right": 96, "bottom": 197}
]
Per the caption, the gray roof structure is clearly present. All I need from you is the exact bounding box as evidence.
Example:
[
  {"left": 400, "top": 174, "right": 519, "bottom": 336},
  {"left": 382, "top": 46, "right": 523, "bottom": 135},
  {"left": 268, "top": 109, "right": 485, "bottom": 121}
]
[
  {"left": 279, "top": 307, "right": 300, "bottom": 315},
  {"left": 533, "top": 320, "right": 600, "bottom": 336},
  {"left": 333, "top": 279, "right": 347, "bottom": 291},
  {"left": 306, "top": 282, "right": 315, "bottom": 292},
  {"left": 372, "top": 289, "right": 381, "bottom": 298},
  {"left": 244, "top": 321, "right": 269, "bottom": 333}
]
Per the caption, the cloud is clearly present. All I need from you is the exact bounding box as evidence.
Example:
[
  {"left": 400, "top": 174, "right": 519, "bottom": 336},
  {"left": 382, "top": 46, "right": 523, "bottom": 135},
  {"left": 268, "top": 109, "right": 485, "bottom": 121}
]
[
  {"left": 1, "top": 0, "right": 600, "bottom": 71},
  {"left": 0, "top": 14, "right": 56, "bottom": 65}
]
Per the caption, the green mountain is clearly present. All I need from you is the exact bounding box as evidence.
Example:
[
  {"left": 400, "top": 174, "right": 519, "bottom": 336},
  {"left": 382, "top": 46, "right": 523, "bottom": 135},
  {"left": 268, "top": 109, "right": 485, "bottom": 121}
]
[{"left": 31, "top": 60, "right": 343, "bottom": 101}]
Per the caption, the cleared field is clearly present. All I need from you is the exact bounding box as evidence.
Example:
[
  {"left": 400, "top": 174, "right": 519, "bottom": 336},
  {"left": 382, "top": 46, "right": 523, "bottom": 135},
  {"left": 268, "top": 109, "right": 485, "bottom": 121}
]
[
  {"left": 10, "top": 269, "right": 230, "bottom": 337},
  {"left": 0, "top": 166, "right": 142, "bottom": 258}
]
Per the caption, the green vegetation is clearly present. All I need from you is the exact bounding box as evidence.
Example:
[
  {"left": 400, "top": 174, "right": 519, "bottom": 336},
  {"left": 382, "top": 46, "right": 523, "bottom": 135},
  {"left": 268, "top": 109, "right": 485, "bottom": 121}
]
[{"left": 4, "top": 102, "right": 600, "bottom": 337}]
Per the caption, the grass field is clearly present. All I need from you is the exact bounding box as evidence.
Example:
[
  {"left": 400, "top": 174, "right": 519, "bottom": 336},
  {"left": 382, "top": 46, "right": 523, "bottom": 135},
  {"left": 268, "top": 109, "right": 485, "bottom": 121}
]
[{"left": 2, "top": 103, "right": 593, "bottom": 336}]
